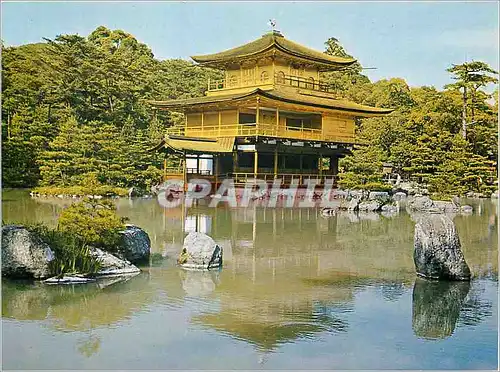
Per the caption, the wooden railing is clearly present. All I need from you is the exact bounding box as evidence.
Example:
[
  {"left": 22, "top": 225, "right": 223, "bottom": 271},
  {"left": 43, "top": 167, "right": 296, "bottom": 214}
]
[
  {"left": 166, "top": 125, "right": 184, "bottom": 136},
  {"left": 207, "top": 73, "right": 333, "bottom": 93},
  {"left": 232, "top": 172, "right": 337, "bottom": 185},
  {"left": 174, "top": 122, "right": 353, "bottom": 143},
  {"left": 274, "top": 73, "right": 332, "bottom": 92},
  {"left": 162, "top": 170, "right": 337, "bottom": 186}
]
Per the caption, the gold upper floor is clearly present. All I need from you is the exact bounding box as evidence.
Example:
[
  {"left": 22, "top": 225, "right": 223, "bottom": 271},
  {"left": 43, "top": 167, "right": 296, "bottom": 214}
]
[
  {"left": 167, "top": 105, "right": 357, "bottom": 144},
  {"left": 194, "top": 31, "right": 354, "bottom": 98},
  {"left": 207, "top": 66, "right": 333, "bottom": 97}
]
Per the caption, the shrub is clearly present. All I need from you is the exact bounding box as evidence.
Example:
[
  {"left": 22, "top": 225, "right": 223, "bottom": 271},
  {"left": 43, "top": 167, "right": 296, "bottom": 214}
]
[{"left": 57, "top": 198, "right": 126, "bottom": 253}]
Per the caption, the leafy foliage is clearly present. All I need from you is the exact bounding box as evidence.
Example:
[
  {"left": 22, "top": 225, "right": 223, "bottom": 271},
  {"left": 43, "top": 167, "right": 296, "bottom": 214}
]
[
  {"left": 2, "top": 26, "right": 221, "bottom": 189},
  {"left": 324, "top": 37, "right": 498, "bottom": 196},
  {"left": 26, "top": 223, "right": 102, "bottom": 277},
  {"left": 55, "top": 174, "right": 127, "bottom": 251},
  {"left": 57, "top": 199, "right": 125, "bottom": 252}
]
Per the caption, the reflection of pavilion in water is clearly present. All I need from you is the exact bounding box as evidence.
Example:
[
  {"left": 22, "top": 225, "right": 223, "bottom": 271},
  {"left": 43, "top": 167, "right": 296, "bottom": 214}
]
[
  {"left": 162, "top": 203, "right": 416, "bottom": 280},
  {"left": 164, "top": 205, "right": 415, "bottom": 352}
]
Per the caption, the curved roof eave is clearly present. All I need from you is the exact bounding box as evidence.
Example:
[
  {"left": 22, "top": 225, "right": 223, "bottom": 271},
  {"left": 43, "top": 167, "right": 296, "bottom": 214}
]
[
  {"left": 148, "top": 88, "right": 394, "bottom": 116},
  {"left": 191, "top": 34, "right": 356, "bottom": 67}
]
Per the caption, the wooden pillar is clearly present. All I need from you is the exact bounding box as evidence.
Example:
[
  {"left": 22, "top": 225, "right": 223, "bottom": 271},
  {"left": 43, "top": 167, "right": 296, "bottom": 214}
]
[
  {"left": 319, "top": 153, "right": 323, "bottom": 178},
  {"left": 276, "top": 107, "right": 279, "bottom": 136},
  {"left": 331, "top": 156, "right": 339, "bottom": 175},
  {"left": 233, "top": 151, "right": 238, "bottom": 174},
  {"left": 218, "top": 111, "right": 222, "bottom": 136},
  {"left": 182, "top": 153, "right": 187, "bottom": 191},
  {"left": 201, "top": 111, "right": 204, "bottom": 131},
  {"left": 214, "top": 154, "right": 219, "bottom": 190},
  {"left": 196, "top": 156, "right": 200, "bottom": 174},
  {"left": 254, "top": 150, "right": 258, "bottom": 178},
  {"left": 163, "top": 158, "right": 167, "bottom": 181},
  {"left": 256, "top": 97, "right": 260, "bottom": 132},
  {"left": 273, "top": 148, "right": 278, "bottom": 179}
]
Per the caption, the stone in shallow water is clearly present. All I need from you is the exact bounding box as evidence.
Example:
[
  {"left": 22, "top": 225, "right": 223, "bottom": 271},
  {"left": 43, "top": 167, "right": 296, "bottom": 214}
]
[
  {"left": 2, "top": 225, "right": 54, "bottom": 279},
  {"left": 118, "top": 224, "right": 151, "bottom": 263},
  {"left": 179, "top": 232, "right": 223, "bottom": 270},
  {"left": 413, "top": 214, "right": 471, "bottom": 280},
  {"left": 91, "top": 247, "right": 141, "bottom": 276},
  {"left": 44, "top": 276, "right": 96, "bottom": 285}
]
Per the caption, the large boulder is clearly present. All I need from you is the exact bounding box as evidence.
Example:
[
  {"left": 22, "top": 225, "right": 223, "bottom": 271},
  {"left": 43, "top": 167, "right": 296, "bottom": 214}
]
[
  {"left": 118, "top": 224, "right": 151, "bottom": 263},
  {"left": 397, "top": 182, "right": 429, "bottom": 196},
  {"left": 413, "top": 214, "right": 471, "bottom": 280},
  {"left": 2, "top": 225, "right": 54, "bottom": 279},
  {"left": 178, "top": 232, "right": 223, "bottom": 270},
  {"left": 407, "top": 195, "right": 463, "bottom": 213},
  {"left": 407, "top": 195, "right": 435, "bottom": 212},
  {"left": 91, "top": 247, "right": 140, "bottom": 276}
]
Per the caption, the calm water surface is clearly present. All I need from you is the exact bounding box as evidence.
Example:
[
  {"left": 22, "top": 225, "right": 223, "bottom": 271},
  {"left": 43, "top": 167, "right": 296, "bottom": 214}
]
[{"left": 2, "top": 190, "right": 498, "bottom": 370}]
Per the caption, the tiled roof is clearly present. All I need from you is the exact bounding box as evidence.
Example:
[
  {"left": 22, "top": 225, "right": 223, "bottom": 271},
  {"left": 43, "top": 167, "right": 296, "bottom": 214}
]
[
  {"left": 149, "top": 89, "right": 393, "bottom": 116},
  {"left": 191, "top": 31, "right": 356, "bottom": 69}
]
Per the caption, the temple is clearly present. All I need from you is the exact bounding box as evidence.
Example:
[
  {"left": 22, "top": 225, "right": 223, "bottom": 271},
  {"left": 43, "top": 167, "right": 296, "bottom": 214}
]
[{"left": 149, "top": 30, "right": 392, "bottom": 187}]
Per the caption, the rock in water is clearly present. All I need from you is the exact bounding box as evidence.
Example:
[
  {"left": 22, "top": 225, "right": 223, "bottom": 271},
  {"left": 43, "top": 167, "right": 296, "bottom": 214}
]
[
  {"left": 460, "top": 205, "right": 473, "bottom": 214},
  {"left": 414, "top": 214, "right": 471, "bottom": 280},
  {"left": 178, "top": 232, "right": 223, "bottom": 270},
  {"left": 118, "top": 224, "right": 151, "bottom": 263},
  {"left": 91, "top": 247, "right": 140, "bottom": 276},
  {"left": 2, "top": 225, "right": 54, "bottom": 279},
  {"left": 412, "top": 278, "right": 470, "bottom": 339},
  {"left": 358, "top": 200, "right": 382, "bottom": 212},
  {"left": 407, "top": 195, "right": 435, "bottom": 212}
]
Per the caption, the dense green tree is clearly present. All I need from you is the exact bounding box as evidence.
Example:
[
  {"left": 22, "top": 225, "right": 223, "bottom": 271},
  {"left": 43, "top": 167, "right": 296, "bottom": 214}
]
[
  {"left": 320, "top": 37, "right": 370, "bottom": 99},
  {"left": 445, "top": 61, "right": 498, "bottom": 139}
]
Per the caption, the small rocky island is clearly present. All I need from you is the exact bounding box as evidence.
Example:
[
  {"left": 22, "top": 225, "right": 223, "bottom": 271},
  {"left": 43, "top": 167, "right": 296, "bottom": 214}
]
[{"left": 2, "top": 224, "right": 151, "bottom": 284}]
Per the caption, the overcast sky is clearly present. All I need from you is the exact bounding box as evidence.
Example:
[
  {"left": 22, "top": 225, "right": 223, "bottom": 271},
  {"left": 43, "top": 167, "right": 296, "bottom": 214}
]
[{"left": 2, "top": 1, "right": 499, "bottom": 90}]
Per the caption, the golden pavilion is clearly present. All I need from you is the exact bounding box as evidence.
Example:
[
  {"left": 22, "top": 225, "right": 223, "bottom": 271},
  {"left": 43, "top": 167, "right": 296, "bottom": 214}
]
[{"left": 150, "top": 30, "right": 392, "bottom": 187}]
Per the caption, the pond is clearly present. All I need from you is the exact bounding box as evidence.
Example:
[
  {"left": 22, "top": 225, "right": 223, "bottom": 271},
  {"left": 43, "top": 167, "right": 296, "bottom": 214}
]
[{"left": 2, "top": 190, "right": 498, "bottom": 370}]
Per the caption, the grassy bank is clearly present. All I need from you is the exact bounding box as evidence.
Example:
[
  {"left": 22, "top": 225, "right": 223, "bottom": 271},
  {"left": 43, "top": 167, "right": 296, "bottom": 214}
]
[{"left": 31, "top": 185, "right": 129, "bottom": 197}]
